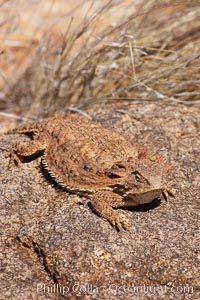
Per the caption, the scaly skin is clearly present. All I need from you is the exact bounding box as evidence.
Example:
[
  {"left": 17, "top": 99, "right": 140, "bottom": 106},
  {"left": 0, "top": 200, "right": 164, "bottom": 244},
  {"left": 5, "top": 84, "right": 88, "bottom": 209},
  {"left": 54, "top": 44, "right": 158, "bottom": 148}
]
[{"left": 7, "top": 113, "right": 174, "bottom": 230}]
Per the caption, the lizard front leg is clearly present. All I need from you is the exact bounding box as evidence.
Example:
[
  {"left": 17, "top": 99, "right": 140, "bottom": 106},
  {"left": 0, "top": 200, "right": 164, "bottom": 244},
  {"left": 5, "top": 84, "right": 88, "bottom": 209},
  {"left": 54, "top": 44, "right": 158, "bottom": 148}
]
[
  {"left": 90, "top": 191, "right": 130, "bottom": 231},
  {"left": 7, "top": 139, "right": 47, "bottom": 168}
]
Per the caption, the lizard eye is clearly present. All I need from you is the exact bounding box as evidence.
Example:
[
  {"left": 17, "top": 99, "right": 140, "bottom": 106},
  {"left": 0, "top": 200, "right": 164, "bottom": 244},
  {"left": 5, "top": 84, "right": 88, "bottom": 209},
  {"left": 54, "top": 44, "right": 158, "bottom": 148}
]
[
  {"left": 135, "top": 174, "right": 141, "bottom": 181},
  {"left": 132, "top": 171, "right": 142, "bottom": 182}
]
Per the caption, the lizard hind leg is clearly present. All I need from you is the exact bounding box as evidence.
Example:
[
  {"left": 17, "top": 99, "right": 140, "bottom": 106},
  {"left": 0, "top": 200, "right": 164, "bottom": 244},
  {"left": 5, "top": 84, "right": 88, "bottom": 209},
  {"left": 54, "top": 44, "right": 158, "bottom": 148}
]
[
  {"left": 7, "top": 139, "right": 47, "bottom": 168},
  {"left": 90, "top": 191, "right": 130, "bottom": 231}
]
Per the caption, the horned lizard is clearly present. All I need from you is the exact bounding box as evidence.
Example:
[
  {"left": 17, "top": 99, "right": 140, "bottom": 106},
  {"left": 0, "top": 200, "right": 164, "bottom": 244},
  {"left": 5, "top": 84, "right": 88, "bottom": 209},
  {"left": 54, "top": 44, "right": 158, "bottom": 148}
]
[{"left": 6, "top": 112, "right": 174, "bottom": 230}]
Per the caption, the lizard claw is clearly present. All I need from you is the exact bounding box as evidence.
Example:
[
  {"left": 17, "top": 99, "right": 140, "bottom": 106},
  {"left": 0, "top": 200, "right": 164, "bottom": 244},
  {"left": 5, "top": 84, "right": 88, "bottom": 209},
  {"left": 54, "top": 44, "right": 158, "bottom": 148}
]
[
  {"left": 162, "top": 188, "right": 175, "bottom": 201},
  {"left": 110, "top": 214, "right": 130, "bottom": 231},
  {"left": 6, "top": 150, "right": 21, "bottom": 169}
]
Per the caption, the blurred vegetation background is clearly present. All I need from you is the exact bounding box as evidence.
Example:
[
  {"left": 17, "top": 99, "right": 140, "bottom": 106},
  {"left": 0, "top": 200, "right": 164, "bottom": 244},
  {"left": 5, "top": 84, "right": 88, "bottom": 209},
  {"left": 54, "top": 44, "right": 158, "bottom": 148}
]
[{"left": 0, "top": 0, "right": 200, "bottom": 119}]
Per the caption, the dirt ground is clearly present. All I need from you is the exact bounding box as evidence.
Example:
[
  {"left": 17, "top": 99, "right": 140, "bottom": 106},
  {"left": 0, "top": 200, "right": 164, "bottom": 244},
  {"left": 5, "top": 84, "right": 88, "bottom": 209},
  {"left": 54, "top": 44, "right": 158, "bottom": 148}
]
[
  {"left": 0, "top": 102, "right": 199, "bottom": 300},
  {"left": 1, "top": 1, "right": 200, "bottom": 299}
]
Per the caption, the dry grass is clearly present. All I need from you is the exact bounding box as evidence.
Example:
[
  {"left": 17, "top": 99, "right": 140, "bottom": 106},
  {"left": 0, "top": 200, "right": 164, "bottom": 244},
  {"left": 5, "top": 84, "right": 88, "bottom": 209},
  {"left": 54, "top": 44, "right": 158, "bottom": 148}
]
[{"left": 0, "top": 0, "right": 200, "bottom": 118}]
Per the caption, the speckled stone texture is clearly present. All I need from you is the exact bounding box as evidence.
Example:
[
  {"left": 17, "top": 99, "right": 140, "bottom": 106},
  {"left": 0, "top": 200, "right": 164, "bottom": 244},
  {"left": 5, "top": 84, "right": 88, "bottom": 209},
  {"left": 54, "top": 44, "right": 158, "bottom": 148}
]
[{"left": 0, "top": 102, "right": 199, "bottom": 300}]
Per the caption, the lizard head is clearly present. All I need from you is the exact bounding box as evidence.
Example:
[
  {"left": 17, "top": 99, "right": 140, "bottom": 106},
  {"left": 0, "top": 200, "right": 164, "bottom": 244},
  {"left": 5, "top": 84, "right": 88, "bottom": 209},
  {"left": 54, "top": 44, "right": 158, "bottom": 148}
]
[{"left": 107, "top": 155, "right": 174, "bottom": 205}]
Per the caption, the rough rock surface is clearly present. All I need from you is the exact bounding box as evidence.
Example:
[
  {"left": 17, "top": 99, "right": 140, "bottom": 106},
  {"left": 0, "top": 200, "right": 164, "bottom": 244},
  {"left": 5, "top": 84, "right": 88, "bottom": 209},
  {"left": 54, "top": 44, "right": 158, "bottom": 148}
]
[{"left": 0, "top": 102, "right": 199, "bottom": 300}]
